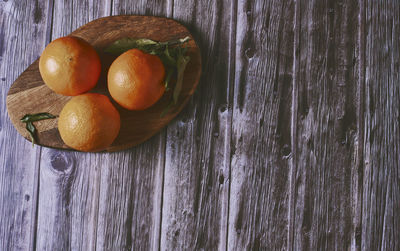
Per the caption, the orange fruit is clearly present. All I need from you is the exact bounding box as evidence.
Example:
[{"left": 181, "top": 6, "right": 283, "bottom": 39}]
[
  {"left": 58, "top": 93, "right": 120, "bottom": 152},
  {"left": 107, "top": 49, "right": 165, "bottom": 110},
  {"left": 39, "top": 36, "right": 101, "bottom": 96}
]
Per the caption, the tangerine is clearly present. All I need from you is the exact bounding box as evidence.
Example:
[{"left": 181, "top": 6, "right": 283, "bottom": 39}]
[
  {"left": 107, "top": 49, "right": 165, "bottom": 110},
  {"left": 39, "top": 36, "right": 101, "bottom": 96},
  {"left": 58, "top": 93, "right": 120, "bottom": 152}
]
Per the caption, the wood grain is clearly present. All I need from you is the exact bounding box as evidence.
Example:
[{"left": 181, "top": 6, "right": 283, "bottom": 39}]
[
  {"left": 362, "top": 0, "right": 400, "bottom": 250},
  {"left": 291, "top": 0, "right": 361, "bottom": 249},
  {"left": 228, "top": 0, "right": 295, "bottom": 250},
  {"left": 6, "top": 15, "right": 201, "bottom": 152},
  {"left": 0, "top": 0, "right": 52, "bottom": 250},
  {"left": 160, "top": 0, "right": 234, "bottom": 250},
  {"left": 95, "top": 142, "right": 165, "bottom": 251},
  {"left": 36, "top": 148, "right": 104, "bottom": 250}
]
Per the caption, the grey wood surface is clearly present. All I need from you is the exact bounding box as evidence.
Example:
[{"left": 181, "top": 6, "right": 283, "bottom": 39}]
[
  {"left": 362, "top": 1, "right": 400, "bottom": 250},
  {"left": 161, "top": 0, "right": 233, "bottom": 250},
  {"left": 0, "top": 0, "right": 399, "bottom": 250},
  {"left": 0, "top": 0, "right": 51, "bottom": 250},
  {"left": 292, "top": 0, "right": 361, "bottom": 249},
  {"left": 228, "top": 0, "right": 294, "bottom": 250}
]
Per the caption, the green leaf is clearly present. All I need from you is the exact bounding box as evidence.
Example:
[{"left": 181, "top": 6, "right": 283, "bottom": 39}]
[
  {"left": 161, "top": 46, "right": 177, "bottom": 66},
  {"left": 104, "top": 36, "right": 191, "bottom": 56},
  {"left": 160, "top": 102, "right": 174, "bottom": 118},
  {"left": 26, "top": 122, "right": 36, "bottom": 146},
  {"left": 21, "top": 112, "right": 56, "bottom": 123},
  {"left": 104, "top": 38, "right": 159, "bottom": 55},
  {"left": 20, "top": 112, "right": 56, "bottom": 146},
  {"left": 159, "top": 36, "right": 191, "bottom": 47},
  {"left": 164, "top": 67, "right": 174, "bottom": 90},
  {"left": 173, "top": 54, "right": 190, "bottom": 104}
]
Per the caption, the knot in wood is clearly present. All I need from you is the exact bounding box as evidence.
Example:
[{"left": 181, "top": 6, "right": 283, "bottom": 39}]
[
  {"left": 50, "top": 152, "right": 73, "bottom": 172},
  {"left": 245, "top": 47, "right": 255, "bottom": 59}
]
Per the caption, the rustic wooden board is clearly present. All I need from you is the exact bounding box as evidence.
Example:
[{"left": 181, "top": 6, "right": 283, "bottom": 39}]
[
  {"left": 161, "top": 0, "right": 233, "bottom": 250},
  {"left": 228, "top": 0, "right": 294, "bottom": 250},
  {"left": 36, "top": 149, "right": 104, "bottom": 250},
  {"left": 362, "top": 0, "right": 400, "bottom": 250},
  {"left": 0, "top": 0, "right": 52, "bottom": 250},
  {"left": 6, "top": 15, "right": 201, "bottom": 152},
  {"left": 291, "top": 0, "right": 362, "bottom": 249}
]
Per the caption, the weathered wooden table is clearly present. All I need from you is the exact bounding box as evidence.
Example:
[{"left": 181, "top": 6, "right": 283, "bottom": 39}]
[{"left": 1, "top": 0, "right": 399, "bottom": 250}]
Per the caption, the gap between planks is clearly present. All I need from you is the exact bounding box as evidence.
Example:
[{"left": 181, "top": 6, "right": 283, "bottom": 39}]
[
  {"left": 224, "top": 0, "right": 239, "bottom": 250},
  {"left": 32, "top": 0, "right": 55, "bottom": 250},
  {"left": 287, "top": 0, "right": 300, "bottom": 248}
]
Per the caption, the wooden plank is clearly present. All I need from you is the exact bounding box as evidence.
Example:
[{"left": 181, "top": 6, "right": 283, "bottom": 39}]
[
  {"left": 94, "top": 2, "right": 172, "bottom": 250},
  {"left": 160, "top": 0, "right": 235, "bottom": 250},
  {"left": 291, "top": 0, "right": 362, "bottom": 250},
  {"left": 35, "top": 1, "right": 111, "bottom": 250},
  {"left": 0, "top": 0, "right": 52, "bottom": 250},
  {"left": 228, "top": 0, "right": 295, "bottom": 250},
  {"left": 112, "top": 0, "right": 172, "bottom": 16},
  {"left": 95, "top": 142, "right": 165, "bottom": 251},
  {"left": 36, "top": 149, "right": 104, "bottom": 250},
  {"left": 352, "top": 0, "right": 365, "bottom": 249},
  {"left": 362, "top": 1, "right": 400, "bottom": 250}
]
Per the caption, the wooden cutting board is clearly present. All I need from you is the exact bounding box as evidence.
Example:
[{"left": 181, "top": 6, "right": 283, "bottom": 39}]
[{"left": 6, "top": 15, "right": 201, "bottom": 152}]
